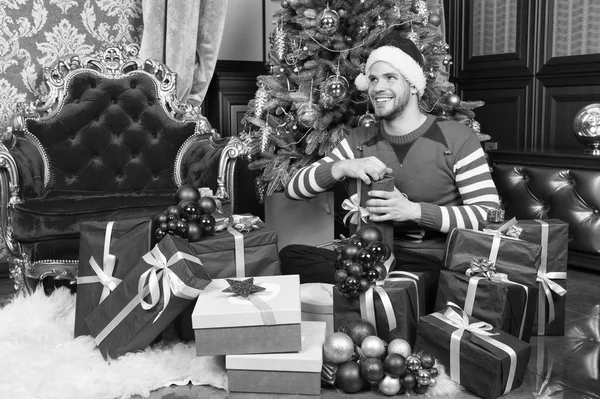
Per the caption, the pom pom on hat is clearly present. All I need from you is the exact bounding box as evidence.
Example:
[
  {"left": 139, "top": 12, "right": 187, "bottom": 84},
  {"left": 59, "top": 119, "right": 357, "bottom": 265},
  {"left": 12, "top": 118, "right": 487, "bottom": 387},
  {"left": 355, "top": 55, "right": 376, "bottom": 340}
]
[{"left": 355, "top": 32, "right": 427, "bottom": 98}]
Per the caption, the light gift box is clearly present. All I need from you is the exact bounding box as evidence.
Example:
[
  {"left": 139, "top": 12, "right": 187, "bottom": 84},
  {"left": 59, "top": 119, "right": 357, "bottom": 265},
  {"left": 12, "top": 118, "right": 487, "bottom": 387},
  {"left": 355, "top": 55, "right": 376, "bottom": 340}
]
[
  {"left": 435, "top": 268, "right": 538, "bottom": 342},
  {"left": 191, "top": 274, "right": 302, "bottom": 356},
  {"left": 334, "top": 271, "right": 425, "bottom": 346},
  {"left": 415, "top": 302, "right": 532, "bottom": 399},
  {"left": 226, "top": 321, "right": 326, "bottom": 396},
  {"left": 75, "top": 218, "right": 153, "bottom": 337},
  {"left": 85, "top": 234, "right": 211, "bottom": 360},
  {"left": 300, "top": 283, "right": 334, "bottom": 337},
  {"left": 443, "top": 218, "right": 542, "bottom": 287},
  {"left": 483, "top": 219, "right": 568, "bottom": 336}
]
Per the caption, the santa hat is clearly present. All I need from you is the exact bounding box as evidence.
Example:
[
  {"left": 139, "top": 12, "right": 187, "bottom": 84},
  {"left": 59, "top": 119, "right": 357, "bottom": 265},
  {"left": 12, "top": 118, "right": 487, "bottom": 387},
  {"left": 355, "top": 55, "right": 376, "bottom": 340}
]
[{"left": 355, "top": 32, "right": 427, "bottom": 98}]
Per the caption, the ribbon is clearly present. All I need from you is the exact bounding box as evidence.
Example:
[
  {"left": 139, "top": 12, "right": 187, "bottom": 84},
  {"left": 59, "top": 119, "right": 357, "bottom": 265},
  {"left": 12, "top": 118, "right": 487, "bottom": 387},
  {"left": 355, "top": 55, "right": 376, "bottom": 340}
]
[
  {"left": 76, "top": 221, "right": 121, "bottom": 303},
  {"left": 487, "top": 208, "right": 505, "bottom": 223},
  {"left": 342, "top": 193, "right": 369, "bottom": 226},
  {"left": 481, "top": 217, "right": 520, "bottom": 264},
  {"left": 94, "top": 244, "right": 205, "bottom": 346},
  {"left": 232, "top": 215, "right": 261, "bottom": 233},
  {"left": 138, "top": 246, "right": 205, "bottom": 322},
  {"left": 246, "top": 295, "right": 277, "bottom": 325},
  {"left": 358, "top": 271, "right": 421, "bottom": 335},
  {"left": 226, "top": 226, "right": 246, "bottom": 277},
  {"left": 533, "top": 339, "right": 563, "bottom": 398},
  {"left": 534, "top": 220, "right": 567, "bottom": 335},
  {"left": 430, "top": 302, "right": 518, "bottom": 395},
  {"left": 465, "top": 257, "right": 497, "bottom": 279}
]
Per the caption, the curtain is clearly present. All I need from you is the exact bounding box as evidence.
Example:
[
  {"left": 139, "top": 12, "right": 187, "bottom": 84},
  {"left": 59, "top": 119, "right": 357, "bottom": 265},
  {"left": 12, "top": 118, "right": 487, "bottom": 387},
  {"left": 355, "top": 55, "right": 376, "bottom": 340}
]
[{"left": 139, "top": 0, "right": 228, "bottom": 106}]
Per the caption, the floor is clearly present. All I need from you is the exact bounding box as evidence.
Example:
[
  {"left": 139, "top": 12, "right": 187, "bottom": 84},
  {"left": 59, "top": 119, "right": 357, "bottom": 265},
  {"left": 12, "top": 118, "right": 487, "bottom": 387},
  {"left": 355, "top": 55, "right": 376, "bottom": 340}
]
[{"left": 1, "top": 268, "right": 599, "bottom": 399}]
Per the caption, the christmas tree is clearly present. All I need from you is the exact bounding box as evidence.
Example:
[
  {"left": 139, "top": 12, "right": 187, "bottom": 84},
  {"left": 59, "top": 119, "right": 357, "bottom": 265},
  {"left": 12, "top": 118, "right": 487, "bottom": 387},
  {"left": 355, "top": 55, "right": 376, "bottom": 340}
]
[{"left": 241, "top": 0, "right": 488, "bottom": 201}]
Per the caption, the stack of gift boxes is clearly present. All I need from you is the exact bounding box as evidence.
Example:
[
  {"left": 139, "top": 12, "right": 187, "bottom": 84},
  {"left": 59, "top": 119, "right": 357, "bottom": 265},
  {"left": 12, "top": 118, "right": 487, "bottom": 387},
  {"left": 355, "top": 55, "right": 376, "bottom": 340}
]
[
  {"left": 327, "top": 179, "right": 570, "bottom": 398},
  {"left": 74, "top": 206, "right": 326, "bottom": 395}
]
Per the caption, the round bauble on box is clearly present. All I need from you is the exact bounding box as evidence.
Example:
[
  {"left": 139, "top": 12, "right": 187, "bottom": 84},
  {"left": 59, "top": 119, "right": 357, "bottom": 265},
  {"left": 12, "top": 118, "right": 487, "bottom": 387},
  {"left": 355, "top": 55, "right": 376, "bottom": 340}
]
[
  {"left": 175, "top": 184, "right": 200, "bottom": 203},
  {"left": 573, "top": 103, "right": 600, "bottom": 156}
]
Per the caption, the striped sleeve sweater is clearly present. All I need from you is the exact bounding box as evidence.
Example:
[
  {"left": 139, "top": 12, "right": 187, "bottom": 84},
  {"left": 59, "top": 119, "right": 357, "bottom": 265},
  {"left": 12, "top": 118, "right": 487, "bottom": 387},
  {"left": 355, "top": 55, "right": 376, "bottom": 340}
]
[{"left": 285, "top": 115, "right": 500, "bottom": 234}]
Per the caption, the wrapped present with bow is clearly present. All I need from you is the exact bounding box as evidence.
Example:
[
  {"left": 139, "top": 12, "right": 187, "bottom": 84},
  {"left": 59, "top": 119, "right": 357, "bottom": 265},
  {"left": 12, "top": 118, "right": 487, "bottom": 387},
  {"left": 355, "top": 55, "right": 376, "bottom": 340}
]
[
  {"left": 75, "top": 218, "right": 153, "bottom": 337},
  {"left": 191, "top": 274, "right": 302, "bottom": 356},
  {"left": 415, "top": 302, "right": 532, "bottom": 399},
  {"left": 343, "top": 175, "right": 395, "bottom": 253},
  {"left": 85, "top": 234, "right": 211, "bottom": 360},
  {"left": 443, "top": 218, "right": 542, "bottom": 286},
  {"left": 333, "top": 271, "right": 425, "bottom": 346},
  {"left": 483, "top": 219, "right": 568, "bottom": 336},
  {"left": 435, "top": 267, "right": 538, "bottom": 342}
]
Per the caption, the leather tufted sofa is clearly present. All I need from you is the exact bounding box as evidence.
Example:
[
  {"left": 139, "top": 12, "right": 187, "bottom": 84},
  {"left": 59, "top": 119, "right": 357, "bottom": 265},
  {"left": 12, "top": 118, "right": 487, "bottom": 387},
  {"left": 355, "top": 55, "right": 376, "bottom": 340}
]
[
  {"left": 0, "top": 44, "right": 246, "bottom": 293},
  {"left": 488, "top": 150, "right": 600, "bottom": 272}
]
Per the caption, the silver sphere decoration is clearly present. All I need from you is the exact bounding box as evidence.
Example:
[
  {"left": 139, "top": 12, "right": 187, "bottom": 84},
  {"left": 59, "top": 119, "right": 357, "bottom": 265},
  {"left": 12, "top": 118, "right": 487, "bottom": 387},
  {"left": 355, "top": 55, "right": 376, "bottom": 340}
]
[
  {"left": 574, "top": 104, "right": 600, "bottom": 156},
  {"left": 317, "top": 8, "right": 340, "bottom": 35}
]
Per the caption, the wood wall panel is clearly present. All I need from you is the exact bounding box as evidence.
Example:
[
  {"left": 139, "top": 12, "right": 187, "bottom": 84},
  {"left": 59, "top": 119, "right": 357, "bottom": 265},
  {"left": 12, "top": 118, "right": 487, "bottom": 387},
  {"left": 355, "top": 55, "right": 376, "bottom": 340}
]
[{"left": 459, "top": 78, "right": 534, "bottom": 150}]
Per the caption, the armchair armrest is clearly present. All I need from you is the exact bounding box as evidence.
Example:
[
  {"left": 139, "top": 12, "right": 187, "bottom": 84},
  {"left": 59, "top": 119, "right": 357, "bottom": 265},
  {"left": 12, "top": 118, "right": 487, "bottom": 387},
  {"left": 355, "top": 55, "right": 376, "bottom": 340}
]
[{"left": 215, "top": 136, "right": 248, "bottom": 212}]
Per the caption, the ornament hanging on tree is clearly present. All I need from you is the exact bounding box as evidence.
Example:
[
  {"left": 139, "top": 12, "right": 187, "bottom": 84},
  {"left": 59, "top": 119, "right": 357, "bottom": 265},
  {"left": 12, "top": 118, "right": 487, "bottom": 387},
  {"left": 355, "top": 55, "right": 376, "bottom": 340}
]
[
  {"left": 407, "top": 30, "right": 419, "bottom": 46},
  {"left": 426, "top": 67, "right": 436, "bottom": 80},
  {"left": 297, "top": 102, "right": 322, "bottom": 129},
  {"left": 254, "top": 84, "right": 270, "bottom": 118},
  {"left": 324, "top": 74, "right": 349, "bottom": 102},
  {"left": 429, "top": 13, "right": 442, "bottom": 27},
  {"left": 260, "top": 125, "right": 273, "bottom": 153},
  {"left": 358, "top": 111, "right": 376, "bottom": 127},
  {"left": 375, "top": 15, "right": 387, "bottom": 30},
  {"left": 413, "top": 0, "right": 429, "bottom": 17},
  {"left": 358, "top": 21, "right": 370, "bottom": 36},
  {"left": 273, "top": 22, "right": 286, "bottom": 61},
  {"left": 446, "top": 93, "right": 461, "bottom": 107},
  {"left": 317, "top": 6, "right": 341, "bottom": 36}
]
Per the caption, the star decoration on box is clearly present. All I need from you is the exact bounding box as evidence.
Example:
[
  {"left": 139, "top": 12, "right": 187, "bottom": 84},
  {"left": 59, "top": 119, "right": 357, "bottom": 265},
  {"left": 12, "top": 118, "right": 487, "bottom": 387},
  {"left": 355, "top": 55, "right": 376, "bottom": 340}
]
[{"left": 222, "top": 277, "right": 266, "bottom": 298}]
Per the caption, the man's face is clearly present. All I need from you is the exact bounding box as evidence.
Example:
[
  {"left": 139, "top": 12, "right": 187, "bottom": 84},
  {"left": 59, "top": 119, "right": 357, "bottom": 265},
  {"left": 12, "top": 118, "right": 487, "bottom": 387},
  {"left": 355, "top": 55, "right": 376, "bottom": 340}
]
[{"left": 368, "top": 61, "right": 411, "bottom": 121}]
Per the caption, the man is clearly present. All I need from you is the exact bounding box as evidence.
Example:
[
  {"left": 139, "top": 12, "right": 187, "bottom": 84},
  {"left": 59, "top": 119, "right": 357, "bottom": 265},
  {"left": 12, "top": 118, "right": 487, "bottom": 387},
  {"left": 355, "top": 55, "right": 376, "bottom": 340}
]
[{"left": 281, "top": 31, "right": 500, "bottom": 284}]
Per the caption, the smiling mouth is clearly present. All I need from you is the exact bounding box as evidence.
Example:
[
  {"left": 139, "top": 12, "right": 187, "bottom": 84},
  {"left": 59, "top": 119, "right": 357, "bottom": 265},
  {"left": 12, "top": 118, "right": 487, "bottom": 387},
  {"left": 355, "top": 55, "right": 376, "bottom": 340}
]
[{"left": 373, "top": 97, "right": 392, "bottom": 105}]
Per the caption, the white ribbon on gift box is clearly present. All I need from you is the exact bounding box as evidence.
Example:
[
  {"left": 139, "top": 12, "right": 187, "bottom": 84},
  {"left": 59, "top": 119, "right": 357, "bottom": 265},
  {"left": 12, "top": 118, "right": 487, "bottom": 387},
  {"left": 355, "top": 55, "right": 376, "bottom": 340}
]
[
  {"left": 358, "top": 271, "right": 420, "bottom": 336},
  {"left": 430, "top": 302, "right": 518, "bottom": 395},
  {"left": 534, "top": 219, "right": 567, "bottom": 335},
  {"left": 76, "top": 221, "right": 122, "bottom": 303},
  {"left": 342, "top": 193, "right": 369, "bottom": 226}
]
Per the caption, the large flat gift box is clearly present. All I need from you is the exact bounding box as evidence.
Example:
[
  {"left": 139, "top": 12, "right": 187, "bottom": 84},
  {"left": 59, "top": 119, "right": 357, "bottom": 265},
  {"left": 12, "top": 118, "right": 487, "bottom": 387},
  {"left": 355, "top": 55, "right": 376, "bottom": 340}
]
[
  {"left": 85, "top": 234, "right": 211, "bottom": 360},
  {"left": 416, "top": 305, "right": 532, "bottom": 399},
  {"left": 301, "top": 283, "right": 334, "bottom": 337},
  {"left": 192, "top": 274, "right": 302, "bottom": 356},
  {"left": 483, "top": 219, "right": 568, "bottom": 336},
  {"left": 75, "top": 218, "right": 153, "bottom": 337},
  {"left": 226, "top": 321, "right": 325, "bottom": 396},
  {"left": 435, "top": 270, "right": 538, "bottom": 342},
  {"left": 443, "top": 227, "right": 542, "bottom": 286}
]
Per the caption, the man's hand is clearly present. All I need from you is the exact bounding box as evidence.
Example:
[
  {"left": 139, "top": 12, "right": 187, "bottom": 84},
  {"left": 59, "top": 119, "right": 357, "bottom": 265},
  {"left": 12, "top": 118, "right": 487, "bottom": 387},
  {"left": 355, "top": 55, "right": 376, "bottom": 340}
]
[
  {"left": 365, "top": 188, "right": 421, "bottom": 223},
  {"left": 331, "top": 157, "right": 393, "bottom": 185}
]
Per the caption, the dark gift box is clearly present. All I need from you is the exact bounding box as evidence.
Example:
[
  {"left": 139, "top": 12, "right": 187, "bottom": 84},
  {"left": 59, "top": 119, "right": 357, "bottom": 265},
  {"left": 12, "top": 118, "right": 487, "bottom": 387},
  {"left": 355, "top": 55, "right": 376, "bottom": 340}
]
[
  {"left": 334, "top": 271, "right": 425, "bottom": 346},
  {"left": 435, "top": 270, "right": 538, "bottom": 342},
  {"left": 415, "top": 304, "right": 532, "bottom": 399},
  {"left": 75, "top": 218, "right": 153, "bottom": 337},
  {"left": 483, "top": 219, "right": 568, "bottom": 336},
  {"left": 85, "top": 234, "right": 211, "bottom": 360},
  {"left": 443, "top": 226, "right": 542, "bottom": 286}
]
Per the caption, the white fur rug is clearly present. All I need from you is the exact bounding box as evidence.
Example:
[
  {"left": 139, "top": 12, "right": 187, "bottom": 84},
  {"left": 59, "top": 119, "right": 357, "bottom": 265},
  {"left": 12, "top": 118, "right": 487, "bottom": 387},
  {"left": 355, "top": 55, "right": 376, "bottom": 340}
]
[{"left": 0, "top": 288, "right": 227, "bottom": 399}]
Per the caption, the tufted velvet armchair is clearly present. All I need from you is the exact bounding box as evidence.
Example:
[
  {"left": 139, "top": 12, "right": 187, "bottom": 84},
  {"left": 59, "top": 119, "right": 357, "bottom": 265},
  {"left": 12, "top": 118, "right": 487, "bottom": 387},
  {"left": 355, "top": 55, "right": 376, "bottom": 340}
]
[{"left": 0, "top": 44, "right": 246, "bottom": 293}]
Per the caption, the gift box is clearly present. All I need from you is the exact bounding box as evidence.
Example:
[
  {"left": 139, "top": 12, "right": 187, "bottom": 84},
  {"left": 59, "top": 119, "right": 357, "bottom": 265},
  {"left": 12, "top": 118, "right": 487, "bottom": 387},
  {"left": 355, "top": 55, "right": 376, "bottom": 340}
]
[
  {"left": 334, "top": 271, "right": 425, "bottom": 346},
  {"left": 75, "top": 218, "right": 153, "bottom": 337},
  {"left": 226, "top": 321, "right": 325, "bottom": 395},
  {"left": 443, "top": 226, "right": 542, "bottom": 286},
  {"left": 85, "top": 234, "right": 211, "bottom": 360},
  {"left": 300, "top": 283, "right": 334, "bottom": 337},
  {"left": 415, "top": 304, "right": 532, "bottom": 399},
  {"left": 435, "top": 270, "right": 538, "bottom": 342},
  {"left": 484, "top": 219, "right": 568, "bottom": 336},
  {"left": 191, "top": 274, "right": 302, "bottom": 356}
]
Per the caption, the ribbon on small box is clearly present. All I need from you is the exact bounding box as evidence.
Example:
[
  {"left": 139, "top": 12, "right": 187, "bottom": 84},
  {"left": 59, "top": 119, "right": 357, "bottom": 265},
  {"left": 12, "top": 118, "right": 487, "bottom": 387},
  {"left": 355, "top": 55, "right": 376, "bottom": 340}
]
[
  {"left": 359, "top": 271, "right": 421, "bottom": 336},
  {"left": 93, "top": 245, "right": 204, "bottom": 345},
  {"left": 534, "top": 220, "right": 567, "bottom": 335},
  {"left": 76, "top": 221, "right": 122, "bottom": 303},
  {"left": 464, "top": 257, "right": 531, "bottom": 340},
  {"left": 430, "top": 302, "right": 518, "bottom": 396}
]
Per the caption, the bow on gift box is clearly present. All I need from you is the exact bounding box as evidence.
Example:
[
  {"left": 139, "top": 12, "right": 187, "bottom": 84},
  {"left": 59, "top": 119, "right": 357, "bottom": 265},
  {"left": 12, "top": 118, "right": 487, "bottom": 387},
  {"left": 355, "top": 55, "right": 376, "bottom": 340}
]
[
  {"left": 233, "top": 215, "right": 261, "bottom": 233},
  {"left": 466, "top": 258, "right": 497, "bottom": 279},
  {"left": 483, "top": 217, "right": 523, "bottom": 239},
  {"left": 138, "top": 245, "right": 205, "bottom": 322},
  {"left": 342, "top": 193, "right": 369, "bottom": 226}
]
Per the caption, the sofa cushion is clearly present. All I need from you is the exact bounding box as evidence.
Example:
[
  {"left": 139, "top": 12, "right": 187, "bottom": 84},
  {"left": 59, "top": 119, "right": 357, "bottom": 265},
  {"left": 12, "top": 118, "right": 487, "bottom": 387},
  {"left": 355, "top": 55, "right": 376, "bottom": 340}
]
[{"left": 12, "top": 190, "right": 174, "bottom": 242}]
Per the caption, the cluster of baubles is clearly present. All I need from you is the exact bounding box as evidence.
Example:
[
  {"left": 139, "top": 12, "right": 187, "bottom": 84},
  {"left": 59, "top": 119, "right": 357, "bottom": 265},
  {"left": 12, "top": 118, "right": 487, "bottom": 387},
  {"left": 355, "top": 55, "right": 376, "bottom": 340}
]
[
  {"left": 322, "top": 320, "right": 439, "bottom": 395},
  {"left": 153, "top": 184, "right": 217, "bottom": 242},
  {"left": 334, "top": 226, "right": 391, "bottom": 298}
]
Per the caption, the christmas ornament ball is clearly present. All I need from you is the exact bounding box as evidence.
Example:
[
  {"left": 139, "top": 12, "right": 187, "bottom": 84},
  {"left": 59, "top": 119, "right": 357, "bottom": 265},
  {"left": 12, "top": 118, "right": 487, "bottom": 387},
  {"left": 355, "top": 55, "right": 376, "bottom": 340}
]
[
  {"left": 402, "top": 372, "right": 417, "bottom": 389},
  {"left": 199, "top": 214, "right": 216, "bottom": 236},
  {"left": 446, "top": 93, "right": 461, "bottom": 107},
  {"left": 361, "top": 335, "right": 386, "bottom": 358},
  {"left": 155, "top": 228, "right": 167, "bottom": 241},
  {"left": 387, "top": 338, "right": 412, "bottom": 358},
  {"left": 341, "top": 243, "right": 361, "bottom": 260},
  {"left": 429, "top": 13, "right": 442, "bottom": 26},
  {"left": 297, "top": 102, "right": 321, "bottom": 129},
  {"left": 186, "top": 221, "right": 203, "bottom": 242},
  {"left": 384, "top": 353, "right": 407, "bottom": 377},
  {"left": 355, "top": 225, "right": 383, "bottom": 243},
  {"left": 358, "top": 112, "right": 376, "bottom": 127},
  {"left": 155, "top": 213, "right": 168, "bottom": 224},
  {"left": 323, "top": 332, "right": 355, "bottom": 364},
  {"left": 413, "top": 383, "right": 429, "bottom": 395},
  {"left": 325, "top": 75, "right": 349, "bottom": 100},
  {"left": 198, "top": 196, "right": 217, "bottom": 215},
  {"left": 420, "top": 352, "right": 436, "bottom": 369},
  {"left": 373, "top": 262, "right": 387, "bottom": 280},
  {"left": 429, "top": 377, "right": 438, "bottom": 387},
  {"left": 406, "top": 354, "right": 422, "bottom": 371},
  {"left": 334, "top": 269, "right": 348, "bottom": 284},
  {"left": 417, "top": 368, "right": 432, "bottom": 386},
  {"left": 175, "top": 184, "right": 201, "bottom": 202},
  {"left": 429, "top": 367, "right": 439, "bottom": 378},
  {"left": 344, "top": 319, "right": 377, "bottom": 347},
  {"left": 166, "top": 205, "right": 181, "bottom": 220},
  {"left": 179, "top": 200, "right": 201, "bottom": 222},
  {"left": 317, "top": 8, "right": 340, "bottom": 36},
  {"left": 335, "top": 361, "right": 365, "bottom": 393},
  {"left": 360, "top": 357, "right": 385, "bottom": 383},
  {"left": 378, "top": 374, "right": 401, "bottom": 396}
]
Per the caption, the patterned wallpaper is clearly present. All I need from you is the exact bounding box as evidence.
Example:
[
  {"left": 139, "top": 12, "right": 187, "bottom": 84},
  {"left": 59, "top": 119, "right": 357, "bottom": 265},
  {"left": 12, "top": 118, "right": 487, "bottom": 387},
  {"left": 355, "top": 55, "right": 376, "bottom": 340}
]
[
  {"left": 471, "top": 0, "right": 517, "bottom": 57},
  {"left": 552, "top": 0, "right": 600, "bottom": 57},
  {"left": 0, "top": 0, "right": 143, "bottom": 264}
]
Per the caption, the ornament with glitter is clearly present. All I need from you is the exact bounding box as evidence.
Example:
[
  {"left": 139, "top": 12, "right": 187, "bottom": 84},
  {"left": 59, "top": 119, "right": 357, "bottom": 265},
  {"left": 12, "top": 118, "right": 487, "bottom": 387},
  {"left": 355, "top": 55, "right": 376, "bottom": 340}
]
[
  {"left": 222, "top": 278, "right": 265, "bottom": 298},
  {"left": 273, "top": 23, "right": 286, "bottom": 61},
  {"left": 413, "top": 0, "right": 429, "bottom": 16},
  {"left": 317, "top": 7, "right": 340, "bottom": 36},
  {"left": 358, "top": 21, "right": 369, "bottom": 36},
  {"left": 260, "top": 125, "right": 273, "bottom": 153},
  {"left": 254, "top": 84, "right": 270, "bottom": 118}
]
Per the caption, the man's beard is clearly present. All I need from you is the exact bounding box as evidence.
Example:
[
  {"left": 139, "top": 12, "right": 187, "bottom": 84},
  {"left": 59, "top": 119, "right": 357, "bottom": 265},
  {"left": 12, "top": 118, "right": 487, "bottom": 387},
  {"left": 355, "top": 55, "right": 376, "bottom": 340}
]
[{"left": 372, "top": 91, "right": 410, "bottom": 121}]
